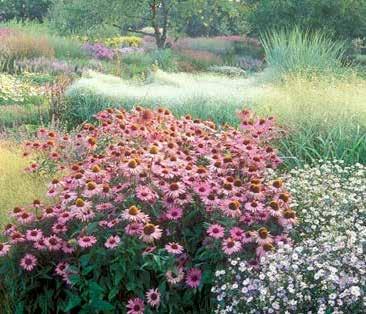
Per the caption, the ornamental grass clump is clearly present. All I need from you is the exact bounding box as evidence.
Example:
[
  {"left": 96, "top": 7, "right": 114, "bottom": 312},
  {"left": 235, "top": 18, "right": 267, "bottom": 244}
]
[
  {"left": 0, "top": 107, "right": 296, "bottom": 313},
  {"left": 0, "top": 32, "right": 54, "bottom": 73}
]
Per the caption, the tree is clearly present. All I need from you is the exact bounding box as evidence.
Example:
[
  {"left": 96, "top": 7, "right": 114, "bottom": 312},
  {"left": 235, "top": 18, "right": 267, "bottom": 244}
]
[
  {"left": 245, "top": 0, "right": 366, "bottom": 40},
  {"left": 49, "top": 0, "right": 250, "bottom": 48},
  {"left": 0, "top": 0, "right": 53, "bottom": 21}
]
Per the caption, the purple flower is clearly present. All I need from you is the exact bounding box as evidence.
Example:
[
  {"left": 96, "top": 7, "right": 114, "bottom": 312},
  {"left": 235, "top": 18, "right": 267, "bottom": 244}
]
[{"left": 83, "top": 43, "right": 115, "bottom": 60}]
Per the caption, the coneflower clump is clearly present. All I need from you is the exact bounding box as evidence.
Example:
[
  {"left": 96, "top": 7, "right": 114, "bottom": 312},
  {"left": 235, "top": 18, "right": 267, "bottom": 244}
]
[{"left": 0, "top": 107, "right": 295, "bottom": 312}]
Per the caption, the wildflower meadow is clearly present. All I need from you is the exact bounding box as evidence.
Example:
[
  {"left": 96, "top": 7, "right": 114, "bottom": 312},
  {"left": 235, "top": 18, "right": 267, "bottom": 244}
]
[{"left": 0, "top": 1, "right": 365, "bottom": 313}]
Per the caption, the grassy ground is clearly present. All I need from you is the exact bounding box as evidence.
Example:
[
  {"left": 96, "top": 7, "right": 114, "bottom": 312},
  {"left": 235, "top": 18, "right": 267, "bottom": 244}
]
[{"left": 0, "top": 141, "right": 48, "bottom": 226}]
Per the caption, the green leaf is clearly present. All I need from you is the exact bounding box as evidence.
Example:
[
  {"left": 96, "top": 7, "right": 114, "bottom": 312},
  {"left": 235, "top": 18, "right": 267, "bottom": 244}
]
[
  {"left": 88, "top": 281, "right": 105, "bottom": 299},
  {"left": 90, "top": 299, "right": 114, "bottom": 311},
  {"left": 64, "top": 294, "right": 81, "bottom": 312}
]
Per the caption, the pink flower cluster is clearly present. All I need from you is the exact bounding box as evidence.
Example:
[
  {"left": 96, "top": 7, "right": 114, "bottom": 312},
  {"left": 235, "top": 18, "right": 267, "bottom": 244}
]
[{"left": 0, "top": 107, "right": 296, "bottom": 292}]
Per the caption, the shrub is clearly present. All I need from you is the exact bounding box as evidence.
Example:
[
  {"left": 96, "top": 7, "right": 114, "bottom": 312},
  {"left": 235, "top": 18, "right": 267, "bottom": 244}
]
[
  {"left": 177, "top": 49, "right": 222, "bottom": 70},
  {"left": 174, "top": 36, "right": 264, "bottom": 59},
  {"left": 0, "top": 107, "right": 295, "bottom": 313},
  {"left": 82, "top": 43, "right": 115, "bottom": 60},
  {"left": 213, "top": 161, "right": 366, "bottom": 313},
  {"left": 260, "top": 27, "right": 347, "bottom": 78},
  {"left": 0, "top": 32, "right": 54, "bottom": 73}
]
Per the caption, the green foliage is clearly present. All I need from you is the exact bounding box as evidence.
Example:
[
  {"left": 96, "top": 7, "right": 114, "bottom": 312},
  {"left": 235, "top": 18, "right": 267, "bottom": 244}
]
[
  {"left": 175, "top": 0, "right": 251, "bottom": 37},
  {"left": 0, "top": 0, "right": 53, "bottom": 21},
  {"left": 46, "top": 36, "right": 87, "bottom": 60},
  {"left": 247, "top": 0, "right": 366, "bottom": 40},
  {"left": 261, "top": 28, "right": 347, "bottom": 78}
]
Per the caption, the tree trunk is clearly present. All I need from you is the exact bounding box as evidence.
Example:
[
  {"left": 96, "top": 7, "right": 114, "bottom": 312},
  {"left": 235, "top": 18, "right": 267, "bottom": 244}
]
[{"left": 151, "top": 0, "right": 169, "bottom": 49}]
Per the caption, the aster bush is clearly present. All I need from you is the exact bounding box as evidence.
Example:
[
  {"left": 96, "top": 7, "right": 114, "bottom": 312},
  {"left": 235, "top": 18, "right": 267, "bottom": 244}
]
[
  {"left": 213, "top": 161, "right": 366, "bottom": 313},
  {"left": 0, "top": 107, "right": 295, "bottom": 313},
  {"left": 283, "top": 161, "right": 366, "bottom": 241},
  {"left": 83, "top": 43, "right": 115, "bottom": 60}
]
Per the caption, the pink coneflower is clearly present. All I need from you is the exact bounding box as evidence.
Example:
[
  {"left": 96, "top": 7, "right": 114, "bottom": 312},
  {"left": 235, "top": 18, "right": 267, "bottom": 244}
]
[
  {"left": 143, "top": 246, "right": 156, "bottom": 256},
  {"left": 146, "top": 288, "right": 160, "bottom": 308},
  {"left": 185, "top": 268, "right": 202, "bottom": 288},
  {"left": 278, "top": 209, "right": 298, "bottom": 227},
  {"left": 222, "top": 237, "right": 242, "bottom": 255},
  {"left": 126, "top": 297, "right": 144, "bottom": 314},
  {"left": 275, "top": 234, "right": 293, "bottom": 246},
  {"left": 166, "top": 267, "right": 185, "bottom": 285},
  {"left": 114, "top": 194, "right": 125, "bottom": 204},
  {"left": 207, "top": 224, "right": 225, "bottom": 239},
  {"left": 256, "top": 243, "right": 274, "bottom": 258},
  {"left": 244, "top": 200, "right": 264, "bottom": 213},
  {"left": 96, "top": 202, "right": 114, "bottom": 211},
  {"left": 57, "top": 211, "right": 73, "bottom": 224},
  {"left": 0, "top": 243, "right": 11, "bottom": 256},
  {"left": 165, "top": 207, "right": 183, "bottom": 220},
  {"left": 71, "top": 199, "right": 95, "bottom": 222},
  {"left": 193, "top": 182, "right": 211, "bottom": 196},
  {"left": 140, "top": 223, "right": 162, "bottom": 243},
  {"left": 104, "top": 235, "right": 120, "bottom": 249},
  {"left": 125, "top": 222, "right": 144, "bottom": 236},
  {"left": 55, "top": 261, "right": 70, "bottom": 276},
  {"left": 121, "top": 205, "right": 149, "bottom": 223},
  {"left": 222, "top": 199, "right": 242, "bottom": 218},
  {"left": 165, "top": 242, "right": 184, "bottom": 255},
  {"left": 47, "top": 188, "right": 59, "bottom": 198},
  {"left": 52, "top": 223, "right": 68, "bottom": 234},
  {"left": 44, "top": 235, "right": 63, "bottom": 251},
  {"left": 17, "top": 211, "right": 35, "bottom": 224},
  {"left": 26, "top": 229, "right": 43, "bottom": 241},
  {"left": 33, "top": 238, "right": 47, "bottom": 250},
  {"left": 165, "top": 181, "right": 186, "bottom": 198},
  {"left": 122, "top": 158, "right": 144, "bottom": 176},
  {"left": 20, "top": 254, "right": 37, "bottom": 271},
  {"left": 3, "top": 223, "right": 16, "bottom": 236},
  {"left": 78, "top": 235, "right": 97, "bottom": 248},
  {"left": 241, "top": 231, "right": 255, "bottom": 244},
  {"left": 256, "top": 227, "right": 273, "bottom": 246},
  {"left": 48, "top": 178, "right": 63, "bottom": 191},
  {"left": 229, "top": 227, "right": 244, "bottom": 241},
  {"left": 42, "top": 206, "right": 57, "bottom": 218},
  {"left": 106, "top": 219, "right": 121, "bottom": 228},
  {"left": 62, "top": 242, "right": 75, "bottom": 254},
  {"left": 10, "top": 231, "right": 25, "bottom": 244},
  {"left": 136, "top": 185, "right": 157, "bottom": 203}
]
